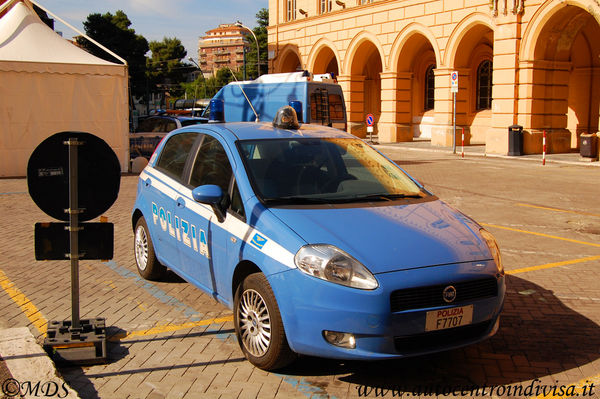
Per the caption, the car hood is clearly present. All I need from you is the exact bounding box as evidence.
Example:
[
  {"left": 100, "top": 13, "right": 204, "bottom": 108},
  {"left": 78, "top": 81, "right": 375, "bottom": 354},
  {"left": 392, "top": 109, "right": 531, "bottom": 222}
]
[{"left": 268, "top": 199, "right": 491, "bottom": 274}]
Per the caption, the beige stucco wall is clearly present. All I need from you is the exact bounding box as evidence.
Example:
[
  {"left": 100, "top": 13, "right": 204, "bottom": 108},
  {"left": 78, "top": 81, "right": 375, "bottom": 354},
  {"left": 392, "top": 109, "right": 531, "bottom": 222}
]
[{"left": 268, "top": 0, "right": 600, "bottom": 155}]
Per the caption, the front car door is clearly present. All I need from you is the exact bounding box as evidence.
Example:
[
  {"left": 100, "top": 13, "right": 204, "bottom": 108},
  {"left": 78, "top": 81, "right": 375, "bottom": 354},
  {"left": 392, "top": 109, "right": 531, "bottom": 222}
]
[{"left": 175, "top": 133, "right": 237, "bottom": 295}]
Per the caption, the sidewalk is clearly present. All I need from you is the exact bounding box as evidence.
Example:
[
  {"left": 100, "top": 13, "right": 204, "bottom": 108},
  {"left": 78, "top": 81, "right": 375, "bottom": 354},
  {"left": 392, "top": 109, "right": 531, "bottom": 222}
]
[
  {"left": 373, "top": 139, "right": 600, "bottom": 167},
  {"left": 0, "top": 328, "right": 80, "bottom": 399}
]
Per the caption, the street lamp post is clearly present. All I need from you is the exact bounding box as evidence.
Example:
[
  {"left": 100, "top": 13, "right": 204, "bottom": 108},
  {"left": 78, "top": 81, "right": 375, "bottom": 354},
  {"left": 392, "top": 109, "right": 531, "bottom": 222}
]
[
  {"left": 188, "top": 57, "right": 204, "bottom": 113},
  {"left": 235, "top": 21, "right": 260, "bottom": 77}
]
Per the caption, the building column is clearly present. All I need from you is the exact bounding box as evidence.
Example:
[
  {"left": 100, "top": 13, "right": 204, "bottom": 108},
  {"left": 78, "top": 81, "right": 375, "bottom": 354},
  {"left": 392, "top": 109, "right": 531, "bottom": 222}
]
[
  {"left": 378, "top": 71, "right": 409, "bottom": 143},
  {"left": 486, "top": 16, "right": 520, "bottom": 154},
  {"left": 338, "top": 74, "right": 366, "bottom": 137}
]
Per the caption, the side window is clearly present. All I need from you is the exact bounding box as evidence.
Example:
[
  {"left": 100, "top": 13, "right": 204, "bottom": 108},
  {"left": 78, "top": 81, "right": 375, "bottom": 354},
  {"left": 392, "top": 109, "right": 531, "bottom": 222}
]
[
  {"left": 164, "top": 120, "right": 178, "bottom": 132},
  {"left": 155, "top": 133, "right": 197, "bottom": 181},
  {"left": 190, "top": 135, "right": 233, "bottom": 194},
  {"left": 310, "top": 89, "right": 330, "bottom": 126}
]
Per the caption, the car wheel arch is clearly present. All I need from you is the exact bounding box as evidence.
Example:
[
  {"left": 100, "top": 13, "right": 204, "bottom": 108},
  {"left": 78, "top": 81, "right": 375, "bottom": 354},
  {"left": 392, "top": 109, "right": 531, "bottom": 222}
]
[
  {"left": 132, "top": 208, "right": 144, "bottom": 232},
  {"left": 231, "top": 260, "right": 262, "bottom": 300}
]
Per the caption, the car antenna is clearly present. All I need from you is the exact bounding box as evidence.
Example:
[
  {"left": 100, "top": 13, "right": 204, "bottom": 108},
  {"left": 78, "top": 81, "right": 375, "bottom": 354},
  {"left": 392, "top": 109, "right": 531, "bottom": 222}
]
[{"left": 227, "top": 66, "right": 259, "bottom": 122}]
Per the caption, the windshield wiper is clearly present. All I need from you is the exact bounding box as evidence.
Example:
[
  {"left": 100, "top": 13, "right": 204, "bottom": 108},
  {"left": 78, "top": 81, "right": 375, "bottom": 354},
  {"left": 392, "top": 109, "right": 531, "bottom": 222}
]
[
  {"left": 263, "top": 196, "right": 333, "bottom": 205},
  {"left": 340, "top": 193, "right": 423, "bottom": 203}
]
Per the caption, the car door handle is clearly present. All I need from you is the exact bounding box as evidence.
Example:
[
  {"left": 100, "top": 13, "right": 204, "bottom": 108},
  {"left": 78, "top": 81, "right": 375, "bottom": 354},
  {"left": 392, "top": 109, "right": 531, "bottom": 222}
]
[
  {"left": 144, "top": 178, "right": 151, "bottom": 187},
  {"left": 176, "top": 198, "right": 186, "bottom": 208}
]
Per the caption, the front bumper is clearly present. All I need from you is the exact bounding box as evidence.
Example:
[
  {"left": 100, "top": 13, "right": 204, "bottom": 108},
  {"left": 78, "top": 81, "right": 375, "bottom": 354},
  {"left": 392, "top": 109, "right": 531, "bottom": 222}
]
[{"left": 269, "top": 261, "right": 505, "bottom": 360}]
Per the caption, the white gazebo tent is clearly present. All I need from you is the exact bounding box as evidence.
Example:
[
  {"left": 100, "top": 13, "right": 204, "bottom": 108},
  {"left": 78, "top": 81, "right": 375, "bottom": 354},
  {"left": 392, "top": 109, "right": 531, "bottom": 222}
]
[{"left": 0, "top": 1, "right": 129, "bottom": 177}]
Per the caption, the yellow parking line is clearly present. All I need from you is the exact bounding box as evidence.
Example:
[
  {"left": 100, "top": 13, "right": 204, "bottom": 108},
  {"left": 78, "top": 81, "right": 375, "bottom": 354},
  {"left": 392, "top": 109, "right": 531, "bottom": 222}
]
[
  {"left": 109, "top": 314, "right": 234, "bottom": 341},
  {"left": 0, "top": 270, "right": 47, "bottom": 336},
  {"left": 506, "top": 255, "right": 600, "bottom": 275},
  {"left": 481, "top": 223, "right": 600, "bottom": 248},
  {"left": 518, "top": 203, "right": 600, "bottom": 218}
]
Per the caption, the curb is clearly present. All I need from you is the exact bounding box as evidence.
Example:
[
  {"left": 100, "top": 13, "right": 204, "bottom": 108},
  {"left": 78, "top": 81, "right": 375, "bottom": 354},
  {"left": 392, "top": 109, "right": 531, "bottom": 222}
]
[
  {"left": 374, "top": 144, "right": 600, "bottom": 167},
  {"left": 0, "top": 328, "right": 80, "bottom": 399}
]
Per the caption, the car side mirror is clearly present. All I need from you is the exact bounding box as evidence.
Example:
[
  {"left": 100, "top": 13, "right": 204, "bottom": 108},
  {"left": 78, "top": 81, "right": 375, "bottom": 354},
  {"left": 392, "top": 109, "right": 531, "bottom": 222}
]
[{"left": 192, "top": 185, "right": 226, "bottom": 222}]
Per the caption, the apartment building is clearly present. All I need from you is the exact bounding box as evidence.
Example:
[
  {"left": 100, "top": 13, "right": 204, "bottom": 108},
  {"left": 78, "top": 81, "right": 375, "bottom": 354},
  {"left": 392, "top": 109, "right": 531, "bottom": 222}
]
[
  {"left": 267, "top": 0, "right": 600, "bottom": 154},
  {"left": 198, "top": 24, "right": 249, "bottom": 77}
]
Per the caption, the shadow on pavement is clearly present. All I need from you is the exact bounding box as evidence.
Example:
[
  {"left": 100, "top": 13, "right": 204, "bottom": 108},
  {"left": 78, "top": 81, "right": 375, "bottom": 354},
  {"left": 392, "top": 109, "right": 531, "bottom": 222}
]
[{"left": 278, "top": 274, "right": 600, "bottom": 394}]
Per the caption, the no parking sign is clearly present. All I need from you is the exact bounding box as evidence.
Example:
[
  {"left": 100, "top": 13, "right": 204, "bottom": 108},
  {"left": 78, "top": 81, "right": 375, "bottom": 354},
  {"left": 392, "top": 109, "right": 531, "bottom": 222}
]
[
  {"left": 451, "top": 71, "right": 459, "bottom": 93},
  {"left": 366, "top": 113, "right": 374, "bottom": 134}
]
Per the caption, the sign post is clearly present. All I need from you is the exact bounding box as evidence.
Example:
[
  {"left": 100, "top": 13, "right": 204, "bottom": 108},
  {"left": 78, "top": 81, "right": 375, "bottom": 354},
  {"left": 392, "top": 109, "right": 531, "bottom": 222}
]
[
  {"left": 366, "top": 113, "right": 374, "bottom": 143},
  {"left": 451, "top": 71, "right": 459, "bottom": 154},
  {"left": 28, "top": 131, "right": 120, "bottom": 365}
]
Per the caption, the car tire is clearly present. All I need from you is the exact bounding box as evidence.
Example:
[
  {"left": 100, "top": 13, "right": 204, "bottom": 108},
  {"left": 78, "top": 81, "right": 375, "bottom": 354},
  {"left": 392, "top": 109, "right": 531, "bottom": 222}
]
[
  {"left": 134, "top": 217, "right": 166, "bottom": 280},
  {"left": 234, "top": 273, "right": 296, "bottom": 370}
]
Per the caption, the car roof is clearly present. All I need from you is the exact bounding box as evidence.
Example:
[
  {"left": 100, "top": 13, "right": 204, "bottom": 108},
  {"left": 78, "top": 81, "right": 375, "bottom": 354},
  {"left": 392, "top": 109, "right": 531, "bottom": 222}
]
[{"left": 195, "top": 122, "right": 354, "bottom": 141}]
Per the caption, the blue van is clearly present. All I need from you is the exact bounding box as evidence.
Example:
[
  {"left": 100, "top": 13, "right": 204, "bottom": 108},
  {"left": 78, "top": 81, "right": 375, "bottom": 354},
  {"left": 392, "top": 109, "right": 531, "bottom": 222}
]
[{"left": 210, "top": 71, "right": 347, "bottom": 130}]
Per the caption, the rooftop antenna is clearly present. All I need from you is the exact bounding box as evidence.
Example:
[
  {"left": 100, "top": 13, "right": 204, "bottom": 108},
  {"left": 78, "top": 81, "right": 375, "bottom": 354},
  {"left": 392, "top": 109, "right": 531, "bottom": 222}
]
[{"left": 226, "top": 66, "right": 259, "bottom": 122}]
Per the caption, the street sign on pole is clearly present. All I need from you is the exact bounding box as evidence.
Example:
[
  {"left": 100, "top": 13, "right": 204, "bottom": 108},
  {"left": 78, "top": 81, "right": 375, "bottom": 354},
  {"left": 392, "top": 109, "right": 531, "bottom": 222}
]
[
  {"left": 451, "top": 71, "right": 458, "bottom": 154},
  {"left": 366, "top": 113, "right": 375, "bottom": 142},
  {"left": 451, "top": 71, "right": 459, "bottom": 93},
  {"left": 28, "top": 131, "right": 120, "bottom": 365}
]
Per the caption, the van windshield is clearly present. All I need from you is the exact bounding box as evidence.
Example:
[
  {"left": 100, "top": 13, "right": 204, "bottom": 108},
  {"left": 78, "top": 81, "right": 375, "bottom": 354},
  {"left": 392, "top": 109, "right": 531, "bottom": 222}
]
[{"left": 238, "top": 138, "right": 426, "bottom": 204}]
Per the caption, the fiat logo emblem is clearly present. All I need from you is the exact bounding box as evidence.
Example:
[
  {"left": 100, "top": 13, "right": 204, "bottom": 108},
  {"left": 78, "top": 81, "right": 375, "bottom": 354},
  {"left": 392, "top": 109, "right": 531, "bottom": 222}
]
[{"left": 442, "top": 286, "right": 457, "bottom": 303}]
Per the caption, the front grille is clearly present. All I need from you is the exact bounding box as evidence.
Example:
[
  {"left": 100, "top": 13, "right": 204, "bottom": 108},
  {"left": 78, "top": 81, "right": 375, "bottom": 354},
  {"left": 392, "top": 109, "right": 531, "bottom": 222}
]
[
  {"left": 394, "top": 321, "right": 492, "bottom": 353},
  {"left": 390, "top": 277, "right": 498, "bottom": 313}
]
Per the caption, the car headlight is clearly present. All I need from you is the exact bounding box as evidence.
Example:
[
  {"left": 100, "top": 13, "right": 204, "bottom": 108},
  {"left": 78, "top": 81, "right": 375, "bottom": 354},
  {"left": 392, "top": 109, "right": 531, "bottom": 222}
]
[
  {"left": 479, "top": 228, "right": 503, "bottom": 275},
  {"left": 294, "top": 244, "right": 378, "bottom": 290}
]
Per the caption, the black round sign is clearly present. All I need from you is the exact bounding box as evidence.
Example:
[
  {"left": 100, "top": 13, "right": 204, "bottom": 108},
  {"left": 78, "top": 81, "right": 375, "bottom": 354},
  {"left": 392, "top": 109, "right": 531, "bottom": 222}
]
[{"left": 27, "top": 132, "right": 121, "bottom": 222}]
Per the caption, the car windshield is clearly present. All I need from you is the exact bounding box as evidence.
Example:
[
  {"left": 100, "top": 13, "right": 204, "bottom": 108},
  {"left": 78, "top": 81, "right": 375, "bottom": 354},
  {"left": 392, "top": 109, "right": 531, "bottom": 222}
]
[{"left": 238, "top": 138, "right": 426, "bottom": 204}]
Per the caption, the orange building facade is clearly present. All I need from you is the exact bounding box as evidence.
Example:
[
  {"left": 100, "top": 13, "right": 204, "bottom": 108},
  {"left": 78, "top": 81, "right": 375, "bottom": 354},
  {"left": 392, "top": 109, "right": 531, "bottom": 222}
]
[{"left": 267, "top": 0, "right": 600, "bottom": 154}]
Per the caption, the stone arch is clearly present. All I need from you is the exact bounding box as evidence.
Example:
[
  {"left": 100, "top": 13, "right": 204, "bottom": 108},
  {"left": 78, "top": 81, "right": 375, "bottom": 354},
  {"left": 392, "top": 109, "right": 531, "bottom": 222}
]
[
  {"left": 444, "top": 12, "right": 495, "bottom": 67},
  {"left": 343, "top": 35, "right": 384, "bottom": 138},
  {"left": 521, "top": 1, "right": 600, "bottom": 151},
  {"left": 343, "top": 31, "right": 386, "bottom": 74},
  {"left": 275, "top": 44, "right": 302, "bottom": 73},
  {"left": 521, "top": 0, "right": 600, "bottom": 60},
  {"left": 307, "top": 39, "right": 341, "bottom": 75},
  {"left": 389, "top": 23, "right": 442, "bottom": 73},
  {"left": 443, "top": 13, "right": 495, "bottom": 144},
  {"left": 389, "top": 25, "right": 440, "bottom": 140}
]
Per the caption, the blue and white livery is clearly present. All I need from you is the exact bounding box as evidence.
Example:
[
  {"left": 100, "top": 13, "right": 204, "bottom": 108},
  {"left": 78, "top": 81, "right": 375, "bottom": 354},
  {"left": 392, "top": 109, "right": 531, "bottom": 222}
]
[{"left": 132, "top": 107, "right": 505, "bottom": 370}]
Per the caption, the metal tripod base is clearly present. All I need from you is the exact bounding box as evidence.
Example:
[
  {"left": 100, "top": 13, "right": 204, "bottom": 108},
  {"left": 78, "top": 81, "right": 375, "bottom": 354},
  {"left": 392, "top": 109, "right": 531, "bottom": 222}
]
[{"left": 43, "top": 318, "right": 107, "bottom": 365}]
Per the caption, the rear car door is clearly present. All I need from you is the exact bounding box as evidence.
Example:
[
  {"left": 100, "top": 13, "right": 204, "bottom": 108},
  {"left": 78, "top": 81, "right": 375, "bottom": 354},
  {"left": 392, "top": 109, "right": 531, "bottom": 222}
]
[{"left": 144, "top": 132, "right": 199, "bottom": 267}]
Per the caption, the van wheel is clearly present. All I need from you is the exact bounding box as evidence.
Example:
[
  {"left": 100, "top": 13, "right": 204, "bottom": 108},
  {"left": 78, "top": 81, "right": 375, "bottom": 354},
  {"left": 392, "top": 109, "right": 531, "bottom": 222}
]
[
  {"left": 234, "top": 273, "right": 296, "bottom": 370},
  {"left": 134, "top": 217, "right": 165, "bottom": 280}
]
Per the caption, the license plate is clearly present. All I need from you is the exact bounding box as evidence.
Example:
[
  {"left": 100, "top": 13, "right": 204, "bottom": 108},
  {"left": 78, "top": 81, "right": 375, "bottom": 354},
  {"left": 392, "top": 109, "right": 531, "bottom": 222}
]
[{"left": 425, "top": 305, "right": 473, "bottom": 332}]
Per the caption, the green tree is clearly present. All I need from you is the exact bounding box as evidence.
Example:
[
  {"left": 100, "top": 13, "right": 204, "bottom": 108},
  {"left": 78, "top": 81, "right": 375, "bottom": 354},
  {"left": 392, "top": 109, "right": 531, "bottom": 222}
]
[
  {"left": 77, "top": 11, "right": 148, "bottom": 97},
  {"left": 244, "top": 8, "right": 268, "bottom": 79},
  {"left": 147, "top": 37, "right": 188, "bottom": 98}
]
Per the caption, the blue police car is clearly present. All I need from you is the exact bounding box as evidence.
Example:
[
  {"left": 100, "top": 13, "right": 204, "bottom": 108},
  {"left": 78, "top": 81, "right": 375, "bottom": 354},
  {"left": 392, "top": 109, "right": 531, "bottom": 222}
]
[{"left": 132, "top": 105, "right": 505, "bottom": 370}]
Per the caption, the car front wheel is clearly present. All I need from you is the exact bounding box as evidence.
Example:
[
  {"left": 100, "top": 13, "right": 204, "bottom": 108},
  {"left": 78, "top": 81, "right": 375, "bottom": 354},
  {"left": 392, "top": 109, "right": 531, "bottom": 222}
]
[{"left": 234, "top": 273, "right": 296, "bottom": 370}]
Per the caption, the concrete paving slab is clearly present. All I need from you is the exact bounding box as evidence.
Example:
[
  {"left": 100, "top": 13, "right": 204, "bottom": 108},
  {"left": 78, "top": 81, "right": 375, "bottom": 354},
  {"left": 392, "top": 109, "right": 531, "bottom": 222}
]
[{"left": 0, "top": 327, "right": 80, "bottom": 399}]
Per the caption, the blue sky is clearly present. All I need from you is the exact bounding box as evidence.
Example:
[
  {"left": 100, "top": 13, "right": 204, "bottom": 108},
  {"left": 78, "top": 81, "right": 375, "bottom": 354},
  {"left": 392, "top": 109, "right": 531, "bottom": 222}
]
[{"left": 35, "top": 0, "right": 268, "bottom": 60}]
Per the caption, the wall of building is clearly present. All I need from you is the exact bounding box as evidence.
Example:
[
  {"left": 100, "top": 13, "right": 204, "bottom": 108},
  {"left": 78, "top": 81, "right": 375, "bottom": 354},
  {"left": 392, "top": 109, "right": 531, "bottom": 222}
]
[{"left": 267, "top": 0, "right": 600, "bottom": 154}]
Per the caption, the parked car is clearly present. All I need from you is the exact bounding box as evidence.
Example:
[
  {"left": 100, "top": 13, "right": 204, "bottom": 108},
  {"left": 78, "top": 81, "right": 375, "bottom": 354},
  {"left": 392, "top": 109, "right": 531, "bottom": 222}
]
[
  {"left": 131, "top": 106, "right": 505, "bottom": 370},
  {"left": 130, "top": 115, "right": 206, "bottom": 160}
]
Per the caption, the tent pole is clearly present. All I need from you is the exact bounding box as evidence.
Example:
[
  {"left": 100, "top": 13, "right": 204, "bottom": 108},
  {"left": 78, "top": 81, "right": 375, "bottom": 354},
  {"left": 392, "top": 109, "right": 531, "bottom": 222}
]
[
  {"left": 0, "top": 0, "right": 19, "bottom": 14},
  {"left": 29, "top": 0, "right": 128, "bottom": 66}
]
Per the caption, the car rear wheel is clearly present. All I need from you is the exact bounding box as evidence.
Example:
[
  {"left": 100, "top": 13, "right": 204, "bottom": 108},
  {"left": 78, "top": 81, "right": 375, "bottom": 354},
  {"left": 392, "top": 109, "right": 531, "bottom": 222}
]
[
  {"left": 234, "top": 273, "right": 296, "bottom": 370},
  {"left": 134, "top": 217, "right": 165, "bottom": 280}
]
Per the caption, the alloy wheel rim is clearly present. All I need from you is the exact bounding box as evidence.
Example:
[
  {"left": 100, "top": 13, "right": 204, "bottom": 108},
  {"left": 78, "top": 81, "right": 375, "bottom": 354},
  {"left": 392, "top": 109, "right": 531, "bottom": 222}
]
[
  {"left": 135, "top": 226, "right": 148, "bottom": 271},
  {"left": 238, "top": 288, "right": 271, "bottom": 357}
]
